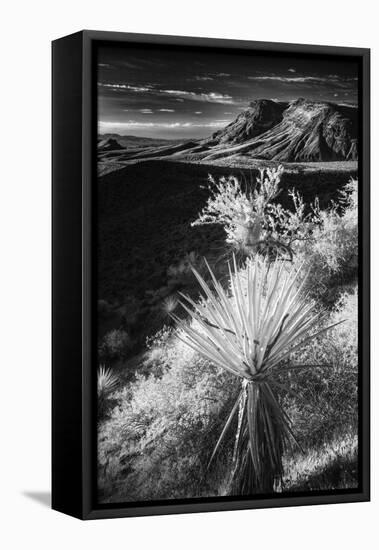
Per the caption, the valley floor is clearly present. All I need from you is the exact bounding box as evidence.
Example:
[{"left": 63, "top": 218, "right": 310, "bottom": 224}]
[{"left": 98, "top": 155, "right": 358, "bottom": 177}]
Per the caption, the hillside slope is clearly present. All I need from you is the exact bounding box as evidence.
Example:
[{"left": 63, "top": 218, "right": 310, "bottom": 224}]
[
  {"left": 97, "top": 160, "right": 357, "bottom": 302},
  {"left": 202, "top": 99, "right": 358, "bottom": 162},
  {"left": 208, "top": 99, "right": 287, "bottom": 145}
]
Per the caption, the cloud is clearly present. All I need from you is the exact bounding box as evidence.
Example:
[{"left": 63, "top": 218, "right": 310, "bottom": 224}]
[
  {"left": 124, "top": 108, "right": 174, "bottom": 113},
  {"left": 337, "top": 102, "right": 358, "bottom": 108},
  {"left": 162, "top": 89, "right": 190, "bottom": 95},
  {"left": 99, "top": 83, "right": 153, "bottom": 93},
  {"left": 188, "top": 73, "right": 232, "bottom": 82},
  {"left": 203, "top": 92, "right": 233, "bottom": 103},
  {"left": 161, "top": 89, "right": 235, "bottom": 103},
  {"left": 99, "top": 63, "right": 112, "bottom": 68},
  {"left": 99, "top": 120, "right": 230, "bottom": 130},
  {"left": 247, "top": 75, "right": 357, "bottom": 87},
  {"left": 99, "top": 82, "right": 236, "bottom": 104},
  {"left": 248, "top": 76, "right": 323, "bottom": 83},
  {"left": 288, "top": 68, "right": 296, "bottom": 73},
  {"left": 328, "top": 74, "right": 357, "bottom": 79}
]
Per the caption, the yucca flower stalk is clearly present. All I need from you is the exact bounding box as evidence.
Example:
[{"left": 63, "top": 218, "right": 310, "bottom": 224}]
[{"left": 172, "top": 256, "right": 341, "bottom": 494}]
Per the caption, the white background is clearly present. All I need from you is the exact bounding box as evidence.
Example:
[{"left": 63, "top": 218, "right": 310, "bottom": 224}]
[{"left": 0, "top": 1, "right": 376, "bottom": 548}]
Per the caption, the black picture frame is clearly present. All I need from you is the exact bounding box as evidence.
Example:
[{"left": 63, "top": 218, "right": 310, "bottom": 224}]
[{"left": 52, "top": 30, "right": 370, "bottom": 520}]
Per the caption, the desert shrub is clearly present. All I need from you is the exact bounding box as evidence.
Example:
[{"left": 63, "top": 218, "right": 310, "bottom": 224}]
[
  {"left": 98, "top": 328, "right": 131, "bottom": 361},
  {"left": 293, "top": 180, "right": 358, "bottom": 303},
  {"left": 312, "top": 179, "right": 357, "bottom": 272},
  {"left": 192, "top": 170, "right": 357, "bottom": 303},
  {"left": 98, "top": 330, "right": 239, "bottom": 502},
  {"left": 277, "top": 287, "right": 358, "bottom": 448},
  {"left": 140, "top": 325, "right": 177, "bottom": 377},
  {"left": 192, "top": 167, "right": 317, "bottom": 259}
]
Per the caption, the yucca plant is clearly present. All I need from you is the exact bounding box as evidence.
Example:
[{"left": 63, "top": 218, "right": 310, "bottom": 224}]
[
  {"left": 172, "top": 256, "right": 341, "bottom": 494},
  {"left": 98, "top": 365, "right": 119, "bottom": 420},
  {"left": 98, "top": 365, "right": 118, "bottom": 400},
  {"left": 161, "top": 295, "right": 178, "bottom": 319}
]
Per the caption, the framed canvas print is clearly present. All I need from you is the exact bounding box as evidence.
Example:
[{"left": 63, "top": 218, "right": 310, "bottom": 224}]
[{"left": 52, "top": 30, "right": 370, "bottom": 520}]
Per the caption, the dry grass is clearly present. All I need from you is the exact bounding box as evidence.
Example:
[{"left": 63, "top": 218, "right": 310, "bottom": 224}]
[{"left": 283, "top": 431, "right": 358, "bottom": 491}]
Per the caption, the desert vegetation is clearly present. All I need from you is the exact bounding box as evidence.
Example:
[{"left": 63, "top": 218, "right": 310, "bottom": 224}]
[{"left": 97, "top": 163, "right": 358, "bottom": 503}]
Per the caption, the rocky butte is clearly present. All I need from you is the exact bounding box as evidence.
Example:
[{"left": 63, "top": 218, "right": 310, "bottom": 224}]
[{"left": 97, "top": 98, "right": 358, "bottom": 166}]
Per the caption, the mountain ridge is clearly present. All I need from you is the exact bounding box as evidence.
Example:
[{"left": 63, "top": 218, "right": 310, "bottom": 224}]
[
  {"left": 200, "top": 98, "right": 358, "bottom": 162},
  {"left": 97, "top": 98, "right": 358, "bottom": 168}
]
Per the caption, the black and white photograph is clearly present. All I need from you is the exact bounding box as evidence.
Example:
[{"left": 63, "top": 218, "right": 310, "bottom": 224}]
[
  {"left": 1, "top": 0, "right": 377, "bottom": 541},
  {"left": 96, "top": 43, "right": 361, "bottom": 504}
]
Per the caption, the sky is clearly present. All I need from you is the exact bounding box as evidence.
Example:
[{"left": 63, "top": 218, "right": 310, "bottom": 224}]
[{"left": 97, "top": 45, "right": 359, "bottom": 140}]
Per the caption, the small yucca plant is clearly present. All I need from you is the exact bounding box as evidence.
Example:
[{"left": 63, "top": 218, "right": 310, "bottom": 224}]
[
  {"left": 161, "top": 295, "right": 178, "bottom": 319},
  {"left": 173, "top": 256, "right": 341, "bottom": 494},
  {"left": 97, "top": 365, "right": 118, "bottom": 400}
]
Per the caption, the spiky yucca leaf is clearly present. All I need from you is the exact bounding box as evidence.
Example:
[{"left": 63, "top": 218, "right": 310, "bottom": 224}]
[
  {"left": 97, "top": 365, "right": 118, "bottom": 399},
  {"left": 173, "top": 256, "right": 341, "bottom": 494},
  {"left": 175, "top": 256, "right": 339, "bottom": 378}
]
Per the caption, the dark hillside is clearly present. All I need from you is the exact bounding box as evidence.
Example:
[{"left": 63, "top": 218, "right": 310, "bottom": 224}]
[{"left": 97, "top": 160, "right": 357, "bottom": 303}]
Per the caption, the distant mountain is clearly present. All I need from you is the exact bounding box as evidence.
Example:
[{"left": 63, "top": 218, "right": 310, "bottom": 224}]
[
  {"left": 98, "top": 134, "right": 182, "bottom": 149},
  {"left": 97, "top": 99, "right": 358, "bottom": 169},
  {"left": 98, "top": 137, "right": 124, "bottom": 151},
  {"left": 202, "top": 98, "right": 358, "bottom": 162}
]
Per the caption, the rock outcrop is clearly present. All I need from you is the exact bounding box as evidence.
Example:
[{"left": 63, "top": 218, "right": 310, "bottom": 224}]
[
  {"left": 208, "top": 99, "right": 287, "bottom": 145},
  {"left": 98, "top": 137, "right": 124, "bottom": 151},
  {"left": 202, "top": 98, "right": 358, "bottom": 162}
]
